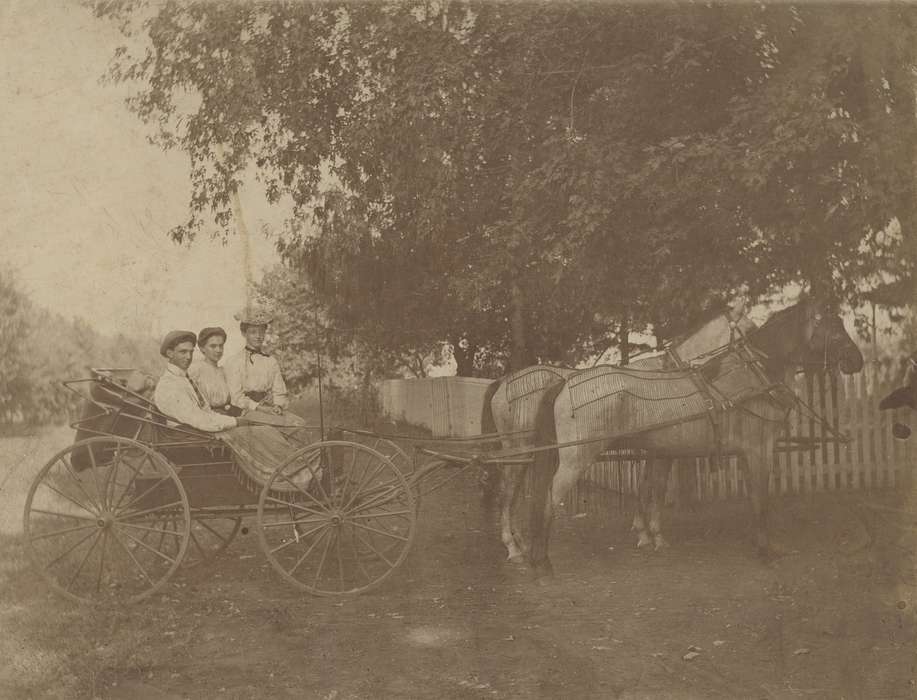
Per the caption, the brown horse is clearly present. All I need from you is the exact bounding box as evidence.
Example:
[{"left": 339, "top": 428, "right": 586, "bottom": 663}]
[
  {"left": 526, "top": 296, "right": 864, "bottom": 577},
  {"left": 481, "top": 298, "right": 756, "bottom": 563}
]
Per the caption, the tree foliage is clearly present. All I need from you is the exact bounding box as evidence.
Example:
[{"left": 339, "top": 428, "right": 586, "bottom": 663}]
[
  {"left": 93, "top": 1, "right": 917, "bottom": 374},
  {"left": 0, "top": 268, "right": 161, "bottom": 426}
]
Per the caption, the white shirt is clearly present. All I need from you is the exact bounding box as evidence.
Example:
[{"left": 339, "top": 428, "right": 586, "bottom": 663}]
[
  {"left": 224, "top": 348, "right": 289, "bottom": 412},
  {"left": 189, "top": 359, "right": 231, "bottom": 408},
  {"left": 153, "top": 363, "right": 237, "bottom": 432}
]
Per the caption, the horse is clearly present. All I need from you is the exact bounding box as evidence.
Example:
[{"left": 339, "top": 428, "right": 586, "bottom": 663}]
[
  {"left": 481, "top": 297, "right": 756, "bottom": 563},
  {"left": 878, "top": 353, "right": 917, "bottom": 439},
  {"left": 525, "top": 295, "right": 864, "bottom": 577}
]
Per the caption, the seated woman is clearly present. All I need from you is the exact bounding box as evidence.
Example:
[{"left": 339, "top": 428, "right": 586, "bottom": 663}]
[
  {"left": 189, "top": 326, "right": 241, "bottom": 417},
  {"left": 224, "top": 307, "right": 297, "bottom": 419}
]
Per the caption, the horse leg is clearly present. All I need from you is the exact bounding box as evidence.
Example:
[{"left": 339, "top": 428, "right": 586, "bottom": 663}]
[
  {"left": 501, "top": 465, "right": 528, "bottom": 564},
  {"left": 633, "top": 460, "right": 653, "bottom": 549},
  {"left": 648, "top": 457, "right": 673, "bottom": 551},
  {"left": 743, "top": 450, "right": 772, "bottom": 559}
]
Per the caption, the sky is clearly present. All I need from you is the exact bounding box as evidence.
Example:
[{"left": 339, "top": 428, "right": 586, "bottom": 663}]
[{"left": 0, "top": 0, "right": 282, "bottom": 357}]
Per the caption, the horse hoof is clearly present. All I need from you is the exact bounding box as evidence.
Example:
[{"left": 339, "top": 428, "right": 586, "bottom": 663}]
[
  {"left": 653, "top": 536, "right": 669, "bottom": 551},
  {"left": 507, "top": 553, "right": 527, "bottom": 566},
  {"left": 636, "top": 533, "right": 653, "bottom": 549}
]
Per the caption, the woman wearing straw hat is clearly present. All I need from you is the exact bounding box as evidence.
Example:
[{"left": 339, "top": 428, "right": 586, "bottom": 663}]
[{"left": 224, "top": 306, "right": 290, "bottom": 416}]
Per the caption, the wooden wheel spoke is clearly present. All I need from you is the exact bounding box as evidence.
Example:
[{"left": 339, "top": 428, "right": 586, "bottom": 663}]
[
  {"left": 85, "top": 443, "right": 107, "bottom": 506},
  {"left": 298, "top": 450, "right": 332, "bottom": 504},
  {"left": 194, "top": 518, "right": 236, "bottom": 543},
  {"left": 188, "top": 529, "right": 206, "bottom": 559},
  {"left": 349, "top": 519, "right": 409, "bottom": 543},
  {"left": 118, "top": 475, "right": 173, "bottom": 513},
  {"left": 336, "top": 529, "right": 346, "bottom": 591},
  {"left": 288, "top": 528, "right": 331, "bottom": 575},
  {"left": 39, "top": 481, "right": 97, "bottom": 517},
  {"left": 262, "top": 517, "right": 329, "bottom": 528},
  {"left": 276, "top": 472, "right": 327, "bottom": 510},
  {"left": 66, "top": 531, "right": 103, "bottom": 591},
  {"left": 95, "top": 530, "right": 109, "bottom": 593},
  {"left": 312, "top": 528, "right": 335, "bottom": 589},
  {"left": 31, "top": 521, "right": 99, "bottom": 541},
  {"left": 351, "top": 527, "right": 396, "bottom": 568},
  {"left": 116, "top": 500, "right": 185, "bottom": 521},
  {"left": 115, "top": 521, "right": 185, "bottom": 538},
  {"left": 269, "top": 521, "right": 329, "bottom": 555},
  {"left": 30, "top": 508, "right": 99, "bottom": 523},
  {"left": 349, "top": 527, "right": 374, "bottom": 583},
  {"left": 348, "top": 509, "right": 412, "bottom": 521},
  {"left": 113, "top": 526, "right": 180, "bottom": 565},
  {"left": 346, "top": 483, "right": 408, "bottom": 515},
  {"left": 265, "top": 495, "right": 328, "bottom": 517},
  {"left": 42, "top": 528, "right": 99, "bottom": 570},
  {"left": 109, "top": 529, "right": 155, "bottom": 586},
  {"left": 332, "top": 448, "right": 361, "bottom": 508},
  {"left": 59, "top": 457, "right": 101, "bottom": 510},
  {"left": 111, "top": 451, "right": 152, "bottom": 512},
  {"left": 339, "top": 460, "right": 386, "bottom": 512}
]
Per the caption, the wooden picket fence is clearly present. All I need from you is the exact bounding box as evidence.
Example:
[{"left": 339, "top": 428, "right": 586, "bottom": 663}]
[{"left": 575, "top": 360, "right": 914, "bottom": 505}]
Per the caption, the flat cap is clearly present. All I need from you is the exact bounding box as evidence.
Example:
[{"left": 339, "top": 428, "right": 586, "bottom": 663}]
[
  {"left": 160, "top": 330, "right": 197, "bottom": 357},
  {"left": 234, "top": 306, "right": 273, "bottom": 326},
  {"left": 197, "top": 326, "right": 227, "bottom": 347}
]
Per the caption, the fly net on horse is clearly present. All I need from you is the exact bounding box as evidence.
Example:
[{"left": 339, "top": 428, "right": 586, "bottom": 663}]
[
  {"left": 561, "top": 347, "right": 793, "bottom": 444},
  {"left": 502, "top": 365, "right": 577, "bottom": 436}
]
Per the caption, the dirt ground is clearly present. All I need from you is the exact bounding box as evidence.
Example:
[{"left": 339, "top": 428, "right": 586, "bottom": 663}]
[{"left": 2, "top": 428, "right": 917, "bottom": 699}]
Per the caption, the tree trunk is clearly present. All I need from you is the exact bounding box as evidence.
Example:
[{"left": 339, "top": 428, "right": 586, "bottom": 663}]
[
  {"left": 509, "top": 279, "right": 534, "bottom": 371},
  {"left": 619, "top": 319, "right": 630, "bottom": 365}
]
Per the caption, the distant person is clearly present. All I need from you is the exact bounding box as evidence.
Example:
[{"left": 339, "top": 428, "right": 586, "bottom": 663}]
[
  {"left": 154, "top": 330, "right": 239, "bottom": 432},
  {"left": 189, "top": 326, "right": 241, "bottom": 416},
  {"left": 224, "top": 307, "right": 289, "bottom": 416}
]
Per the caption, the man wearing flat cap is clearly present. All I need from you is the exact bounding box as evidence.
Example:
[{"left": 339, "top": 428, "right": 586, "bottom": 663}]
[
  {"left": 189, "top": 326, "right": 241, "bottom": 416},
  {"left": 154, "top": 330, "right": 238, "bottom": 432},
  {"left": 224, "top": 306, "right": 290, "bottom": 415}
]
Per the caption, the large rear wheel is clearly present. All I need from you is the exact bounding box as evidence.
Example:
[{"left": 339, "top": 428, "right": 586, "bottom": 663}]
[
  {"left": 23, "top": 437, "right": 190, "bottom": 604},
  {"left": 257, "top": 441, "right": 416, "bottom": 596}
]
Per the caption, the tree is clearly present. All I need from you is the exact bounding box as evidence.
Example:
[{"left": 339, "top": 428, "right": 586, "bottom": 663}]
[
  {"left": 0, "top": 269, "right": 35, "bottom": 422},
  {"left": 255, "top": 263, "right": 447, "bottom": 387},
  {"left": 92, "top": 2, "right": 917, "bottom": 372}
]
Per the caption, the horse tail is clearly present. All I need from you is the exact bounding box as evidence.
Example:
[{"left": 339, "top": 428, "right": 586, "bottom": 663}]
[
  {"left": 479, "top": 378, "right": 503, "bottom": 508},
  {"left": 527, "top": 379, "right": 566, "bottom": 574}
]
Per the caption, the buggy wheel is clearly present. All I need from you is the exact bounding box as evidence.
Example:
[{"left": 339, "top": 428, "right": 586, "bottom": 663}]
[
  {"left": 23, "top": 437, "right": 190, "bottom": 604},
  {"left": 184, "top": 513, "right": 244, "bottom": 567},
  {"left": 366, "top": 437, "right": 421, "bottom": 508},
  {"left": 367, "top": 438, "right": 414, "bottom": 476},
  {"left": 148, "top": 511, "right": 244, "bottom": 568},
  {"left": 257, "top": 441, "right": 417, "bottom": 596}
]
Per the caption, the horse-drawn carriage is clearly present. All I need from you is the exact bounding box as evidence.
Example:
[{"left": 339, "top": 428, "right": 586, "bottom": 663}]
[
  {"left": 23, "top": 368, "right": 441, "bottom": 603},
  {"left": 24, "top": 295, "right": 865, "bottom": 603}
]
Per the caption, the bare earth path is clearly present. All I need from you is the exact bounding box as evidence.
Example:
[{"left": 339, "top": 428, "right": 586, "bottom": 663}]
[{"left": 2, "top": 429, "right": 916, "bottom": 699}]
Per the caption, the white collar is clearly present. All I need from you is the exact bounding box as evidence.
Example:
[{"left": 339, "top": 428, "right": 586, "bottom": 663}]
[{"left": 166, "top": 363, "right": 188, "bottom": 378}]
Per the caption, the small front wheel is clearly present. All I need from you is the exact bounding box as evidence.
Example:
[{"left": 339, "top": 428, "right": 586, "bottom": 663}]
[{"left": 256, "top": 441, "right": 416, "bottom": 596}]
